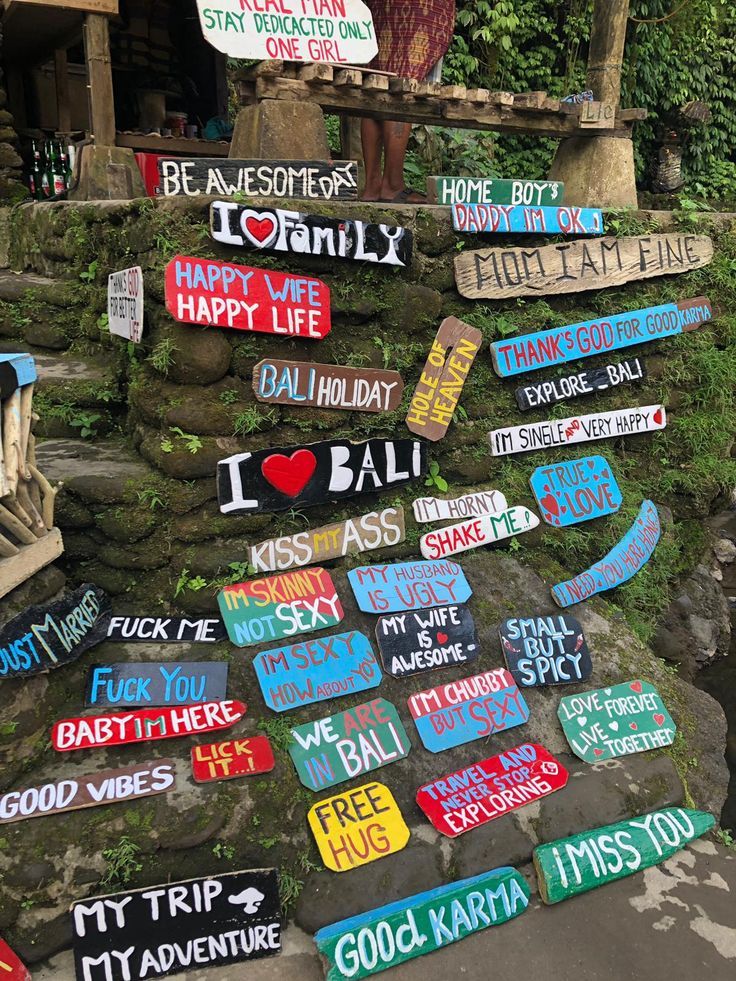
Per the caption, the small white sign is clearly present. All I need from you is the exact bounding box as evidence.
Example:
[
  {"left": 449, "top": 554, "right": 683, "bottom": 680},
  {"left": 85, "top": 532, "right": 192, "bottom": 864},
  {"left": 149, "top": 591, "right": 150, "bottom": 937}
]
[
  {"left": 197, "top": 0, "right": 377, "bottom": 63},
  {"left": 489, "top": 405, "right": 666, "bottom": 457},
  {"left": 412, "top": 489, "right": 508, "bottom": 524},
  {"left": 108, "top": 266, "right": 144, "bottom": 343},
  {"left": 420, "top": 507, "right": 540, "bottom": 560}
]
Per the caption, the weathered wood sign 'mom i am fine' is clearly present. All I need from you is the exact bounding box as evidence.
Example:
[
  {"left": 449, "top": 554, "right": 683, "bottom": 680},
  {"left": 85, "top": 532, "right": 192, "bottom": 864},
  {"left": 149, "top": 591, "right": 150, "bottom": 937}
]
[
  {"left": 196, "top": 0, "right": 377, "bottom": 63},
  {"left": 308, "top": 781, "right": 409, "bottom": 873},
  {"left": 165, "top": 255, "right": 331, "bottom": 338},
  {"left": 499, "top": 615, "right": 592, "bottom": 687},
  {"left": 248, "top": 507, "right": 405, "bottom": 574},
  {"left": 552, "top": 499, "right": 661, "bottom": 607},
  {"left": 516, "top": 358, "right": 646, "bottom": 411},
  {"left": 427, "top": 176, "right": 563, "bottom": 206},
  {"left": 420, "top": 507, "right": 539, "bottom": 560},
  {"left": 52, "top": 701, "right": 246, "bottom": 752},
  {"left": 534, "top": 808, "right": 714, "bottom": 904},
  {"left": 492, "top": 296, "right": 712, "bottom": 377},
  {"left": 218, "top": 567, "right": 343, "bottom": 647},
  {"left": 412, "top": 488, "right": 507, "bottom": 523},
  {"left": 85, "top": 663, "right": 229, "bottom": 708},
  {"left": 406, "top": 317, "right": 482, "bottom": 441},
  {"left": 408, "top": 668, "right": 530, "bottom": 753},
  {"left": 159, "top": 158, "right": 358, "bottom": 200},
  {"left": 0, "top": 762, "right": 177, "bottom": 825},
  {"left": 455, "top": 234, "right": 714, "bottom": 300},
  {"left": 218, "top": 438, "right": 427, "bottom": 514},
  {"left": 558, "top": 679, "right": 676, "bottom": 762},
  {"left": 348, "top": 560, "right": 472, "bottom": 613},
  {"left": 288, "top": 697, "right": 410, "bottom": 791},
  {"left": 530, "top": 455, "right": 622, "bottom": 527},
  {"left": 416, "top": 744, "right": 568, "bottom": 837},
  {"left": 315, "top": 867, "right": 530, "bottom": 980},
  {"left": 0, "top": 584, "right": 110, "bottom": 679},
  {"left": 453, "top": 204, "right": 603, "bottom": 236},
  {"left": 375, "top": 603, "right": 479, "bottom": 678},
  {"left": 490, "top": 405, "right": 666, "bottom": 457},
  {"left": 253, "top": 359, "right": 404, "bottom": 413},
  {"left": 192, "top": 737, "right": 275, "bottom": 783},
  {"left": 211, "top": 202, "right": 412, "bottom": 267},
  {"left": 72, "top": 869, "right": 281, "bottom": 981},
  {"left": 254, "top": 630, "right": 381, "bottom": 713}
]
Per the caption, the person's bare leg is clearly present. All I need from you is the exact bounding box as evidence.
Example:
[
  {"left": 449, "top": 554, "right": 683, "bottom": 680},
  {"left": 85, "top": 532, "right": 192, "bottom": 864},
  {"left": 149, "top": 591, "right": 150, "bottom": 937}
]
[
  {"left": 380, "top": 120, "right": 426, "bottom": 202},
  {"left": 361, "top": 117, "right": 383, "bottom": 200}
]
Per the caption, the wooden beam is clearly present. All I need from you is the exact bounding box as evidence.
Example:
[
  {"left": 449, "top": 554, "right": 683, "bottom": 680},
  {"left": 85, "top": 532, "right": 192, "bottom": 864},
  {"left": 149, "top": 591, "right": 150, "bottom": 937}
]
[
  {"left": 587, "top": 0, "right": 630, "bottom": 106},
  {"left": 83, "top": 12, "right": 115, "bottom": 145},
  {"left": 3, "top": 1, "right": 118, "bottom": 11},
  {"left": 54, "top": 48, "right": 72, "bottom": 134},
  {"left": 0, "top": 527, "right": 64, "bottom": 600}
]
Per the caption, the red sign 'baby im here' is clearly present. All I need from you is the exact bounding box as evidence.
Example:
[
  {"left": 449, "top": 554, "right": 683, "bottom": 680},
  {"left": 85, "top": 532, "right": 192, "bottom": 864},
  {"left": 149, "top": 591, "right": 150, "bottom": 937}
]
[{"left": 165, "top": 255, "right": 331, "bottom": 338}]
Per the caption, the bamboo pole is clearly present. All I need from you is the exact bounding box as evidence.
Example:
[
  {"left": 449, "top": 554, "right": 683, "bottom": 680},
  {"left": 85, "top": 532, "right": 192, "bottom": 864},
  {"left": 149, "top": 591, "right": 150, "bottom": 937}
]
[
  {"left": 28, "top": 464, "right": 60, "bottom": 531},
  {"left": 15, "top": 481, "right": 45, "bottom": 537},
  {"left": 0, "top": 530, "right": 20, "bottom": 557},
  {"left": 18, "top": 383, "right": 33, "bottom": 480},
  {"left": 0, "top": 502, "right": 37, "bottom": 545},
  {"left": 2, "top": 390, "right": 21, "bottom": 497}
]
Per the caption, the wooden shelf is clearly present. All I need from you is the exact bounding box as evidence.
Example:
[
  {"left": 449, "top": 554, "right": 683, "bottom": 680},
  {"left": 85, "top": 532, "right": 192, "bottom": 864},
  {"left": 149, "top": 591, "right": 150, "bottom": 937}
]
[
  {"left": 115, "top": 134, "right": 231, "bottom": 158},
  {"left": 0, "top": 527, "right": 64, "bottom": 600}
]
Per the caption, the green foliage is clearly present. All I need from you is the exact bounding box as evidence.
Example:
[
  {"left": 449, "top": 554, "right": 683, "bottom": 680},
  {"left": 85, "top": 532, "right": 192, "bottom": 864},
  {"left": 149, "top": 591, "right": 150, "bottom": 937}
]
[
  {"left": 148, "top": 338, "right": 178, "bottom": 376},
  {"left": 233, "top": 406, "right": 275, "bottom": 437},
  {"left": 161, "top": 427, "right": 203, "bottom": 455},
  {"left": 137, "top": 487, "right": 166, "bottom": 511},
  {"left": 257, "top": 717, "right": 295, "bottom": 753},
  {"left": 174, "top": 568, "right": 208, "bottom": 598},
  {"left": 425, "top": 460, "right": 449, "bottom": 493},
  {"left": 100, "top": 837, "right": 143, "bottom": 887},
  {"left": 212, "top": 842, "right": 236, "bottom": 860},
  {"left": 69, "top": 411, "right": 102, "bottom": 439},
  {"left": 219, "top": 388, "right": 239, "bottom": 405},
  {"left": 79, "top": 260, "right": 99, "bottom": 283}
]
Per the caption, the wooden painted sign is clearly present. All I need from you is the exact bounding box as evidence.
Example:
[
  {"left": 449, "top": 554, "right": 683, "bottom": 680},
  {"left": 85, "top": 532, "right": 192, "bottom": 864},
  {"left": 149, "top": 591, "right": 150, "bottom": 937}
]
[
  {"left": 453, "top": 204, "right": 603, "bottom": 236},
  {"left": 0, "top": 353, "right": 36, "bottom": 398},
  {"left": 558, "top": 679, "right": 676, "bottom": 762},
  {"left": 420, "top": 507, "right": 539, "bottom": 560},
  {"left": 211, "top": 202, "right": 412, "bottom": 267},
  {"left": 530, "top": 455, "right": 622, "bottom": 527},
  {"left": 416, "top": 744, "right": 568, "bottom": 837},
  {"left": 288, "top": 698, "right": 410, "bottom": 792},
  {"left": 72, "top": 869, "right": 281, "bottom": 981},
  {"left": 408, "top": 668, "right": 530, "bottom": 753},
  {"left": 0, "top": 584, "right": 110, "bottom": 680},
  {"left": 534, "top": 808, "right": 715, "bottom": 905},
  {"left": 0, "top": 940, "right": 30, "bottom": 981},
  {"left": 375, "top": 603, "right": 479, "bottom": 678},
  {"left": 552, "top": 499, "right": 661, "bottom": 607},
  {"left": 249, "top": 508, "right": 405, "bottom": 574},
  {"left": 85, "top": 663, "right": 229, "bottom": 708},
  {"left": 405, "top": 318, "right": 482, "bottom": 441},
  {"left": 191, "top": 737, "right": 275, "bottom": 783},
  {"left": 254, "top": 630, "right": 381, "bottom": 713},
  {"left": 218, "top": 568, "right": 343, "bottom": 647},
  {"left": 253, "top": 359, "right": 404, "bottom": 413},
  {"left": 165, "top": 255, "right": 331, "bottom": 339},
  {"left": 499, "top": 615, "right": 592, "bottom": 687},
  {"left": 159, "top": 158, "right": 358, "bottom": 200},
  {"left": 218, "top": 438, "right": 427, "bottom": 515},
  {"left": 490, "top": 405, "right": 666, "bottom": 457},
  {"left": 308, "top": 782, "right": 409, "bottom": 873},
  {"left": 52, "top": 700, "right": 246, "bottom": 752},
  {"left": 455, "top": 234, "right": 714, "bottom": 300},
  {"left": 0, "top": 761, "right": 176, "bottom": 825},
  {"left": 412, "top": 488, "right": 507, "bottom": 524},
  {"left": 106, "top": 616, "right": 227, "bottom": 643},
  {"left": 315, "top": 867, "right": 530, "bottom": 979},
  {"left": 492, "top": 297, "right": 712, "bottom": 378},
  {"left": 516, "top": 357, "right": 646, "bottom": 410},
  {"left": 197, "top": 0, "right": 377, "bottom": 63},
  {"left": 348, "top": 560, "right": 472, "bottom": 614},
  {"left": 108, "top": 266, "right": 143, "bottom": 343},
  {"left": 428, "top": 176, "right": 563, "bottom": 206}
]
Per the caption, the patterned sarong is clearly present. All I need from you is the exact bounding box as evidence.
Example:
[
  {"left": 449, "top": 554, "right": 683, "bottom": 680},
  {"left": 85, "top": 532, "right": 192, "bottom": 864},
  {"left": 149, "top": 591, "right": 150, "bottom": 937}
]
[{"left": 367, "top": 0, "right": 456, "bottom": 80}]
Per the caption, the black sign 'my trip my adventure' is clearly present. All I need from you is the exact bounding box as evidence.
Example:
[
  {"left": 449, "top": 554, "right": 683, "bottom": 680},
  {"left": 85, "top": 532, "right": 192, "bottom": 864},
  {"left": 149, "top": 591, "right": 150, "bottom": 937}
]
[
  {"left": 71, "top": 869, "right": 281, "bottom": 981},
  {"left": 0, "top": 585, "right": 110, "bottom": 680},
  {"left": 375, "top": 604, "right": 480, "bottom": 678}
]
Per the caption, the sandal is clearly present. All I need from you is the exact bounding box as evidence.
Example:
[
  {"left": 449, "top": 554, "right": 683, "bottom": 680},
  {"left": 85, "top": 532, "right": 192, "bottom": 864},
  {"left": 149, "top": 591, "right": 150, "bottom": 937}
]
[{"left": 380, "top": 187, "right": 427, "bottom": 204}]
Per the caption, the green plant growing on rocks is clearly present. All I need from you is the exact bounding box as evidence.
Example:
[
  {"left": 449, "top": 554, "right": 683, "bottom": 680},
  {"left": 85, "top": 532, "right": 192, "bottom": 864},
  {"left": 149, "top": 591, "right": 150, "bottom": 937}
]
[
  {"left": 137, "top": 487, "right": 166, "bottom": 510},
  {"left": 219, "top": 389, "right": 239, "bottom": 405},
  {"left": 233, "top": 407, "right": 274, "bottom": 436},
  {"left": 79, "top": 260, "right": 99, "bottom": 283},
  {"left": 212, "top": 842, "right": 235, "bottom": 861},
  {"left": 161, "top": 427, "right": 203, "bottom": 455},
  {"left": 100, "top": 836, "right": 143, "bottom": 887},
  {"left": 148, "top": 338, "right": 178, "bottom": 376},
  {"left": 174, "top": 568, "right": 208, "bottom": 598},
  {"left": 425, "top": 460, "right": 449, "bottom": 493},
  {"left": 69, "top": 411, "right": 102, "bottom": 439},
  {"left": 257, "top": 717, "right": 295, "bottom": 753}
]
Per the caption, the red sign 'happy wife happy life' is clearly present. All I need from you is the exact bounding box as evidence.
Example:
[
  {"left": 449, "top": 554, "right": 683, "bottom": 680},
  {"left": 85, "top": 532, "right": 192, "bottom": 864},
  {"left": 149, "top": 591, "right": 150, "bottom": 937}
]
[{"left": 165, "top": 255, "right": 331, "bottom": 338}]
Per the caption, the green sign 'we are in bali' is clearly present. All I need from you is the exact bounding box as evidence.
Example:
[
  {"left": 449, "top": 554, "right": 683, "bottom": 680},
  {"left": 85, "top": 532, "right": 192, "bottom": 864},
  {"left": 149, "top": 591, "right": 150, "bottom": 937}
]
[{"left": 315, "top": 867, "right": 530, "bottom": 979}]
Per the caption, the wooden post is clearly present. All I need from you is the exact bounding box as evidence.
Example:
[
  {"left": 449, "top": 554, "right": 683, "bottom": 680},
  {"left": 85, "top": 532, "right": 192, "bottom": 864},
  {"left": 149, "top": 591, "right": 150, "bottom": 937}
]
[
  {"left": 586, "top": 0, "right": 630, "bottom": 107},
  {"left": 83, "top": 14, "right": 115, "bottom": 146},
  {"left": 55, "top": 48, "right": 72, "bottom": 134}
]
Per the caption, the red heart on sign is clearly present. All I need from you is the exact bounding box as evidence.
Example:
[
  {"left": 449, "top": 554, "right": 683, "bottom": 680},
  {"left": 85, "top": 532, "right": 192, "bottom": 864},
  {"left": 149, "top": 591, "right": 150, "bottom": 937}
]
[
  {"left": 630, "top": 722, "right": 638, "bottom": 730},
  {"left": 261, "top": 450, "right": 317, "bottom": 497},
  {"left": 630, "top": 681, "right": 643, "bottom": 693},
  {"left": 437, "top": 632, "right": 449, "bottom": 644},
  {"left": 243, "top": 212, "right": 278, "bottom": 246},
  {"left": 653, "top": 713, "right": 665, "bottom": 726},
  {"left": 593, "top": 748, "right": 604, "bottom": 757},
  {"left": 540, "top": 493, "right": 560, "bottom": 517},
  {"left": 653, "top": 407, "right": 664, "bottom": 426}
]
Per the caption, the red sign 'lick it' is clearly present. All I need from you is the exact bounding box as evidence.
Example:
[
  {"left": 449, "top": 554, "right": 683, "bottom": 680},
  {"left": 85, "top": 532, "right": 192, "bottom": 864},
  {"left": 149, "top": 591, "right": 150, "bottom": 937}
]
[
  {"left": 191, "top": 736, "right": 275, "bottom": 783},
  {"left": 52, "top": 700, "right": 247, "bottom": 752},
  {"left": 165, "top": 255, "right": 331, "bottom": 338}
]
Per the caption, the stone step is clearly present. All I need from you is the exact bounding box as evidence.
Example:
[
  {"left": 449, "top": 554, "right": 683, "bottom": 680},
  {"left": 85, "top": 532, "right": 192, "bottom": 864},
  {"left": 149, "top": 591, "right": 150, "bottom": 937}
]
[
  {"left": 35, "top": 437, "right": 150, "bottom": 487},
  {"left": 0, "top": 268, "right": 58, "bottom": 303}
]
